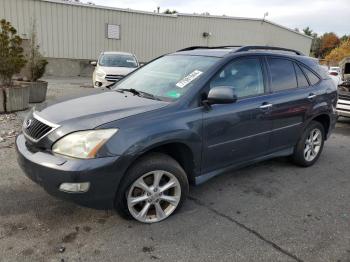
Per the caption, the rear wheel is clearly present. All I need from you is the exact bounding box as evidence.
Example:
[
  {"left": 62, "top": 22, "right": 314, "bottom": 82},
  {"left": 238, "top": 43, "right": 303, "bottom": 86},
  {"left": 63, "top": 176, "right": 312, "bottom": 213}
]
[
  {"left": 292, "top": 121, "right": 325, "bottom": 167},
  {"left": 115, "top": 153, "right": 189, "bottom": 223}
]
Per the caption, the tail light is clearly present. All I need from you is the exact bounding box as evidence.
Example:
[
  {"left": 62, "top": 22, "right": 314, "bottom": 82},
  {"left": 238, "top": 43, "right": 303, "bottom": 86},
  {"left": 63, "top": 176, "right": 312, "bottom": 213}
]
[{"left": 330, "top": 72, "right": 338, "bottom": 76}]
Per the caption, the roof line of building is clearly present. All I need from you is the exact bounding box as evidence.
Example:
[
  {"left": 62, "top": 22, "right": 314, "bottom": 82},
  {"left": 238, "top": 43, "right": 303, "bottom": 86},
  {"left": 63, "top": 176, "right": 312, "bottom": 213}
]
[
  {"left": 41, "top": 0, "right": 313, "bottom": 40},
  {"left": 179, "top": 13, "right": 313, "bottom": 39}
]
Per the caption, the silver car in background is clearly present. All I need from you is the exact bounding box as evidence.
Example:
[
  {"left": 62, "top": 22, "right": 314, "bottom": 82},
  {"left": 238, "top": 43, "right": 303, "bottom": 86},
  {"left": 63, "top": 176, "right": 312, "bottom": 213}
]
[{"left": 91, "top": 52, "right": 139, "bottom": 88}]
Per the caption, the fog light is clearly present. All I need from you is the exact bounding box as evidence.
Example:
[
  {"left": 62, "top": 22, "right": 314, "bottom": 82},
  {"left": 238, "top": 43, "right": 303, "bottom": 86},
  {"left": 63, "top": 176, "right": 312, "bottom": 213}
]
[
  {"left": 95, "top": 81, "right": 102, "bottom": 87},
  {"left": 59, "top": 182, "right": 90, "bottom": 193}
]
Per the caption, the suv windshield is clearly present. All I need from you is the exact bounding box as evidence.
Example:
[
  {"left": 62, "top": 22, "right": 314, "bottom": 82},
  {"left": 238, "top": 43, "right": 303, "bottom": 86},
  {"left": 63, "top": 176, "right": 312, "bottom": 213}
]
[
  {"left": 114, "top": 55, "right": 219, "bottom": 101},
  {"left": 99, "top": 54, "right": 138, "bottom": 68}
]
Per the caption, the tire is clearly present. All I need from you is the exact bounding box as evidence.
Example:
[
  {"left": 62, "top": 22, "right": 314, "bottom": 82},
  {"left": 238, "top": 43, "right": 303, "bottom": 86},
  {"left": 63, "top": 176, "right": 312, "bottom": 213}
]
[
  {"left": 115, "top": 152, "right": 189, "bottom": 223},
  {"left": 292, "top": 121, "right": 325, "bottom": 167}
]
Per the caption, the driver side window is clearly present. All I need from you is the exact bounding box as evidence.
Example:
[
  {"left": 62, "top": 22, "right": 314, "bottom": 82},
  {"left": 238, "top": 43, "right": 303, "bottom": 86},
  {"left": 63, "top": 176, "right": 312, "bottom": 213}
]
[{"left": 210, "top": 58, "right": 265, "bottom": 98}]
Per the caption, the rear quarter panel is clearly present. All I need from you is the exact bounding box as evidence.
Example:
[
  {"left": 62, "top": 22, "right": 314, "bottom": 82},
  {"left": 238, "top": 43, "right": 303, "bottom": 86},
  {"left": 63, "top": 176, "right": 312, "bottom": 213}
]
[{"left": 304, "top": 78, "right": 338, "bottom": 136}]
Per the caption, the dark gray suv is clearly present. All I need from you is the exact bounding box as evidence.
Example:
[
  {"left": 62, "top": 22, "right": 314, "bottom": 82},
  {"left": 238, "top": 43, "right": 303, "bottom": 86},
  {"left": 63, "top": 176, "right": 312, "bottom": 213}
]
[{"left": 16, "top": 46, "right": 338, "bottom": 223}]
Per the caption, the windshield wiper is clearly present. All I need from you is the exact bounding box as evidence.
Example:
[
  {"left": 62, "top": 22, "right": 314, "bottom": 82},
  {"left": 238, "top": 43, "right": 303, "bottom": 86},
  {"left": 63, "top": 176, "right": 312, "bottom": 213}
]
[
  {"left": 116, "top": 88, "right": 140, "bottom": 95},
  {"left": 116, "top": 88, "right": 162, "bottom": 101}
]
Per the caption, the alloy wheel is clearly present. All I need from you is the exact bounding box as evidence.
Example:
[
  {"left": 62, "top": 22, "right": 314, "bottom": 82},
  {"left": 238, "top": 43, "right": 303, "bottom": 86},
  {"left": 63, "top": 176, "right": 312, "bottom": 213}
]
[
  {"left": 304, "top": 128, "right": 322, "bottom": 162},
  {"left": 127, "top": 170, "right": 181, "bottom": 223}
]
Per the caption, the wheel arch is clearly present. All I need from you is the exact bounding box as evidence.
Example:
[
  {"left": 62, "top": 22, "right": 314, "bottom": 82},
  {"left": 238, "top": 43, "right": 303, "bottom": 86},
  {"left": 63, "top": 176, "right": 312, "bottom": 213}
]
[
  {"left": 310, "top": 113, "right": 331, "bottom": 139},
  {"left": 127, "top": 141, "right": 197, "bottom": 185}
]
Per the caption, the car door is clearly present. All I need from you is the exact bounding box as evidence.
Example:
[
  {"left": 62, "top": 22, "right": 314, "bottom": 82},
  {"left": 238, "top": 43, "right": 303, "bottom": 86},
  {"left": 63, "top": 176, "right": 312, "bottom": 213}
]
[
  {"left": 265, "top": 56, "right": 320, "bottom": 151},
  {"left": 201, "top": 56, "right": 274, "bottom": 174}
]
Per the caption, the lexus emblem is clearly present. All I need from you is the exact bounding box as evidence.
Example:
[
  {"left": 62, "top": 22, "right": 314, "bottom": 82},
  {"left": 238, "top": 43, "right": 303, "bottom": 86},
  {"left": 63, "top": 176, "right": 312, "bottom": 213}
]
[{"left": 24, "top": 119, "right": 33, "bottom": 129}]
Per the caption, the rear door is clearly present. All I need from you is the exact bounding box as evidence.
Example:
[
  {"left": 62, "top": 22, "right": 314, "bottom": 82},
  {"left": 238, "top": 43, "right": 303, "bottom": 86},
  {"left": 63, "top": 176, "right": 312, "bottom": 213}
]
[{"left": 265, "top": 56, "right": 320, "bottom": 151}]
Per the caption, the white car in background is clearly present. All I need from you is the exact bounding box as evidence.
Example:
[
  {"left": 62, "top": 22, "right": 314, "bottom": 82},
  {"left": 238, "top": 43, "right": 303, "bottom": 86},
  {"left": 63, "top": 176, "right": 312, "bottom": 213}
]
[
  {"left": 320, "top": 65, "right": 342, "bottom": 86},
  {"left": 91, "top": 52, "right": 139, "bottom": 88},
  {"left": 328, "top": 67, "right": 341, "bottom": 84},
  {"left": 329, "top": 66, "right": 340, "bottom": 75}
]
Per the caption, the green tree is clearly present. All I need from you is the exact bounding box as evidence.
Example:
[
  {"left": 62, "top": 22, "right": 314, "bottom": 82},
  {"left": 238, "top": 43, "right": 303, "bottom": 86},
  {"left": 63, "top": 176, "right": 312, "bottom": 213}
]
[
  {"left": 303, "top": 27, "right": 313, "bottom": 36},
  {"left": 311, "top": 35, "right": 322, "bottom": 58},
  {"left": 302, "top": 27, "right": 320, "bottom": 57},
  {"left": 163, "top": 9, "right": 178, "bottom": 14},
  {"left": 0, "top": 19, "right": 26, "bottom": 86},
  {"left": 24, "top": 20, "right": 48, "bottom": 82},
  {"left": 340, "top": 35, "right": 349, "bottom": 42}
]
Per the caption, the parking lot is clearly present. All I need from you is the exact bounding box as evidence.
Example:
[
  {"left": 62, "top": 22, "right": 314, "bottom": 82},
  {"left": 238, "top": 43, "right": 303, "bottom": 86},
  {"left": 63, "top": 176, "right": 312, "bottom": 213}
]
[{"left": 1, "top": 78, "right": 350, "bottom": 262}]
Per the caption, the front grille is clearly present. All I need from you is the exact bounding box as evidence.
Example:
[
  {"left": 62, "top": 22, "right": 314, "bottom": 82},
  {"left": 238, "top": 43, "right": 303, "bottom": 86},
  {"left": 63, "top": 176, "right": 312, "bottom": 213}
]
[
  {"left": 23, "top": 117, "right": 53, "bottom": 141},
  {"left": 105, "top": 74, "right": 124, "bottom": 82}
]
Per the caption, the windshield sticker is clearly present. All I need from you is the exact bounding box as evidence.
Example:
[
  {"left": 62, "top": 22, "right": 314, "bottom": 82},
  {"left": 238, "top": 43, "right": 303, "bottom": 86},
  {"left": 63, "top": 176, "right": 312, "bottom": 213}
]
[
  {"left": 166, "top": 90, "right": 181, "bottom": 98},
  {"left": 176, "top": 70, "right": 203, "bottom": 88}
]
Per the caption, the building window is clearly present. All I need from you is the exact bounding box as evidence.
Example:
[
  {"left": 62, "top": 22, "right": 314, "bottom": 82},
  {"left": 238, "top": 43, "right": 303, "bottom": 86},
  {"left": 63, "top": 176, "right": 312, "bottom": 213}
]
[{"left": 106, "top": 24, "right": 120, "bottom": 39}]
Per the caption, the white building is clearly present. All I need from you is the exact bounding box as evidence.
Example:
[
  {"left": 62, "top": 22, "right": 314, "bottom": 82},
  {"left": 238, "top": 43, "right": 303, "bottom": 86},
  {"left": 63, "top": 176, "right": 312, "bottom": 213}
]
[{"left": 0, "top": 0, "right": 313, "bottom": 76}]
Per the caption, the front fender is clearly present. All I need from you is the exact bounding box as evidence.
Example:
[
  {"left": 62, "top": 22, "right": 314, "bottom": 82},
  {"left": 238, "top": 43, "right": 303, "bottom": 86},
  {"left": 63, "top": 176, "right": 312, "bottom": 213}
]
[
  {"left": 99, "top": 106, "right": 204, "bottom": 175},
  {"left": 125, "top": 129, "right": 200, "bottom": 156}
]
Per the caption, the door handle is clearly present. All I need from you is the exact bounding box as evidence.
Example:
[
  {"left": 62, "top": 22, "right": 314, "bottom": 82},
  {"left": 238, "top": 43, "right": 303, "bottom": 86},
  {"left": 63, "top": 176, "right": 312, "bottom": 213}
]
[
  {"left": 259, "top": 103, "right": 273, "bottom": 109},
  {"left": 308, "top": 93, "right": 317, "bottom": 99}
]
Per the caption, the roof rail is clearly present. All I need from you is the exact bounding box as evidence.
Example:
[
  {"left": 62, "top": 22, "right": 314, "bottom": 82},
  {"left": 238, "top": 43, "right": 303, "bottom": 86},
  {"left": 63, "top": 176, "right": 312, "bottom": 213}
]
[
  {"left": 177, "top": 46, "right": 209, "bottom": 51},
  {"left": 177, "top": 45, "right": 305, "bottom": 56},
  {"left": 234, "top": 46, "right": 304, "bottom": 55},
  {"left": 177, "top": 46, "right": 241, "bottom": 52}
]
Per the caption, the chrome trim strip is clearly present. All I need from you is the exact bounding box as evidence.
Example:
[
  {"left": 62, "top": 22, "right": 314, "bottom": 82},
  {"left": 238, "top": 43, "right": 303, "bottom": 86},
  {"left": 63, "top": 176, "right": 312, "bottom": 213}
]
[
  {"left": 208, "top": 122, "right": 302, "bottom": 148},
  {"left": 22, "top": 112, "right": 60, "bottom": 143},
  {"left": 33, "top": 112, "right": 60, "bottom": 128}
]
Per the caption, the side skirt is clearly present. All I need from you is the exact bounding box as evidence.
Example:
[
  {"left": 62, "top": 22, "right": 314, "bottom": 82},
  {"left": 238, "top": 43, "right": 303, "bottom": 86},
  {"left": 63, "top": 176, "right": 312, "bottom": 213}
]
[{"left": 194, "top": 147, "right": 294, "bottom": 185}]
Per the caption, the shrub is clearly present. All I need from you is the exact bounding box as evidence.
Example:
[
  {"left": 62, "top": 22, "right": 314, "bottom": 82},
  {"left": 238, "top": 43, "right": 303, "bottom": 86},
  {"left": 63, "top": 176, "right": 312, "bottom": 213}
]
[
  {"left": 24, "top": 21, "right": 48, "bottom": 82},
  {"left": 0, "top": 19, "right": 26, "bottom": 86}
]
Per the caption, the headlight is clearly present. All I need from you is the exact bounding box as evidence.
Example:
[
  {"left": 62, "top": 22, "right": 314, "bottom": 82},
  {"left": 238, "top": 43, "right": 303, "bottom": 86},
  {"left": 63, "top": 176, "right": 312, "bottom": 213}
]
[
  {"left": 96, "top": 69, "right": 106, "bottom": 78},
  {"left": 52, "top": 129, "right": 117, "bottom": 159}
]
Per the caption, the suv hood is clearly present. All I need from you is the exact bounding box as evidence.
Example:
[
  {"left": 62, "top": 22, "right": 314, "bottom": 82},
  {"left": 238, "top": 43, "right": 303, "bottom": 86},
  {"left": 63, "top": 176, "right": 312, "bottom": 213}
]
[{"left": 34, "top": 91, "right": 168, "bottom": 129}]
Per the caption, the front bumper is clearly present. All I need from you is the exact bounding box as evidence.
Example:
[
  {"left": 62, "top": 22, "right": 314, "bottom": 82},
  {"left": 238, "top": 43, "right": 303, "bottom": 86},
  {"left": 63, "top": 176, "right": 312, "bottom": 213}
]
[
  {"left": 16, "top": 134, "right": 122, "bottom": 209},
  {"left": 93, "top": 75, "right": 118, "bottom": 88}
]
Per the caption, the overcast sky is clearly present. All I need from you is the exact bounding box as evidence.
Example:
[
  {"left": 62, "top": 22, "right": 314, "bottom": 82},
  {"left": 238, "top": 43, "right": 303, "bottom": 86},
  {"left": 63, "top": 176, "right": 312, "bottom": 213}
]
[{"left": 84, "top": 0, "right": 349, "bottom": 36}]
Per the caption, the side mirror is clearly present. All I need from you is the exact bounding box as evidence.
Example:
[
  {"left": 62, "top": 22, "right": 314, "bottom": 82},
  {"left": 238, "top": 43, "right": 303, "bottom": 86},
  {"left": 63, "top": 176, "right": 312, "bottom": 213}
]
[
  {"left": 90, "top": 61, "right": 97, "bottom": 66},
  {"left": 205, "top": 86, "right": 237, "bottom": 106}
]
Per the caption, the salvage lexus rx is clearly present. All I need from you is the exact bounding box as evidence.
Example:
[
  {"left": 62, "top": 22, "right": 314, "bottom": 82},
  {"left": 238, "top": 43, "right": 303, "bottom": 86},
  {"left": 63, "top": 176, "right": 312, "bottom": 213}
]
[{"left": 16, "top": 46, "right": 338, "bottom": 223}]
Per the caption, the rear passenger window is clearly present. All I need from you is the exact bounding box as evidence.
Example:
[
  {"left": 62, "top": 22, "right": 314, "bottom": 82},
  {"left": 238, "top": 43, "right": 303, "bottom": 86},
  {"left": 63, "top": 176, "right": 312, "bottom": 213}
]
[
  {"left": 300, "top": 66, "right": 320, "bottom": 85},
  {"left": 294, "top": 63, "right": 309, "bottom": 88},
  {"left": 267, "top": 58, "right": 297, "bottom": 92}
]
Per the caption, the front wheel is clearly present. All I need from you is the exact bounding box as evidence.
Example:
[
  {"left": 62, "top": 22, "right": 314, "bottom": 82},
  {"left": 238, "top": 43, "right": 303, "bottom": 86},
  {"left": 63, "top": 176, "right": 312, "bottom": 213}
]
[
  {"left": 292, "top": 121, "right": 325, "bottom": 167},
  {"left": 115, "top": 153, "right": 189, "bottom": 223}
]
